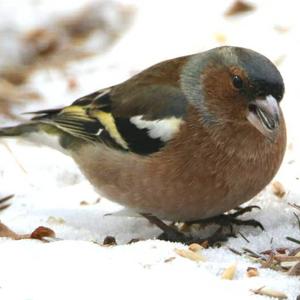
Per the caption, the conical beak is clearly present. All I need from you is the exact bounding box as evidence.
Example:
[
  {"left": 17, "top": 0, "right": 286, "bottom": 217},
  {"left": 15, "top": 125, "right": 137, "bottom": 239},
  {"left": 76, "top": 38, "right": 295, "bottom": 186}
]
[{"left": 247, "top": 95, "right": 280, "bottom": 141}]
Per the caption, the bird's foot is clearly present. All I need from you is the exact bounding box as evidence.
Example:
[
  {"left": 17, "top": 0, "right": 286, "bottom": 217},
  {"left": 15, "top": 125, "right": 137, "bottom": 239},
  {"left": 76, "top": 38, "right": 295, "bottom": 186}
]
[
  {"left": 141, "top": 213, "right": 188, "bottom": 242},
  {"left": 141, "top": 213, "right": 231, "bottom": 246},
  {"left": 142, "top": 206, "right": 263, "bottom": 246},
  {"left": 187, "top": 205, "right": 264, "bottom": 231}
]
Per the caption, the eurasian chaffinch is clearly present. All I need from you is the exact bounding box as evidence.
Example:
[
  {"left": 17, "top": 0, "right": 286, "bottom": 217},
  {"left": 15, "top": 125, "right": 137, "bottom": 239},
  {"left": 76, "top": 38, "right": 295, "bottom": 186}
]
[{"left": 0, "top": 46, "right": 286, "bottom": 241}]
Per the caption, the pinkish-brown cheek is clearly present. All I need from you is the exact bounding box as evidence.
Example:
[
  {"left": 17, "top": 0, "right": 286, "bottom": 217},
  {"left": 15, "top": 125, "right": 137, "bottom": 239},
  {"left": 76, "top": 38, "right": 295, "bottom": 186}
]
[{"left": 203, "top": 68, "right": 232, "bottom": 96}]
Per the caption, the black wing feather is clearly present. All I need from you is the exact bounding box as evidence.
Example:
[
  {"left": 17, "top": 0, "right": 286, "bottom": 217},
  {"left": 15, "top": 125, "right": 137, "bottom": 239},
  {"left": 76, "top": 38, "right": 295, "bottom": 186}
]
[{"left": 28, "top": 84, "right": 187, "bottom": 154}]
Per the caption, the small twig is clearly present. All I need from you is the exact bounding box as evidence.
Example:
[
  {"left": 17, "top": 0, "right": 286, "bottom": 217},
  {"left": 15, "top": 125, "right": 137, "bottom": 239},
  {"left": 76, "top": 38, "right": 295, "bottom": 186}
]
[
  {"left": 261, "top": 248, "right": 288, "bottom": 255},
  {"left": 242, "top": 247, "right": 262, "bottom": 259},
  {"left": 273, "top": 255, "right": 300, "bottom": 262},
  {"left": 288, "top": 202, "right": 300, "bottom": 211},
  {"left": 227, "top": 247, "right": 242, "bottom": 256},
  {"left": 261, "top": 253, "right": 275, "bottom": 268},
  {"left": 293, "top": 212, "right": 300, "bottom": 231},
  {"left": 0, "top": 194, "right": 14, "bottom": 211},
  {"left": 251, "top": 286, "right": 287, "bottom": 299},
  {"left": 238, "top": 231, "right": 250, "bottom": 243},
  {"left": 1, "top": 141, "right": 27, "bottom": 174},
  {"left": 286, "top": 236, "right": 300, "bottom": 245},
  {"left": 0, "top": 203, "right": 10, "bottom": 211},
  {"left": 290, "top": 247, "right": 300, "bottom": 256},
  {"left": 0, "top": 194, "right": 14, "bottom": 203}
]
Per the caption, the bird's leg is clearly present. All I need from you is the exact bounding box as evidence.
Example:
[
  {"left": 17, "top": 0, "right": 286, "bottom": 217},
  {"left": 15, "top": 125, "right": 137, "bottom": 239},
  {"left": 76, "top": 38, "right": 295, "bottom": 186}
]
[
  {"left": 141, "top": 213, "right": 189, "bottom": 243},
  {"left": 141, "top": 213, "right": 232, "bottom": 245},
  {"left": 186, "top": 205, "right": 264, "bottom": 230},
  {"left": 141, "top": 206, "right": 262, "bottom": 245}
]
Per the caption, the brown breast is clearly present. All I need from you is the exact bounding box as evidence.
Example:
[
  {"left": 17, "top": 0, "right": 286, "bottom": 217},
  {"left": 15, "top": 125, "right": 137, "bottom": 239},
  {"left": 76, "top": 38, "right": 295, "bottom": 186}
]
[{"left": 73, "top": 107, "right": 286, "bottom": 221}]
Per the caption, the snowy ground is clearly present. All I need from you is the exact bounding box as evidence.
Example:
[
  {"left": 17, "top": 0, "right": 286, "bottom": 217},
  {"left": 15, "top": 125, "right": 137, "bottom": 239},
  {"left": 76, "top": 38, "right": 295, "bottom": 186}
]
[{"left": 0, "top": 0, "right": 300, "bottom": 299}]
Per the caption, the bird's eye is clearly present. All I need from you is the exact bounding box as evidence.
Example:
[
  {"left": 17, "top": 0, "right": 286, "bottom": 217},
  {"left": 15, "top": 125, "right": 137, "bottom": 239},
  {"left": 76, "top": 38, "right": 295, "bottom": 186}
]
[{"left": 232, "top": 75, "right": 243, "bottom": 89}]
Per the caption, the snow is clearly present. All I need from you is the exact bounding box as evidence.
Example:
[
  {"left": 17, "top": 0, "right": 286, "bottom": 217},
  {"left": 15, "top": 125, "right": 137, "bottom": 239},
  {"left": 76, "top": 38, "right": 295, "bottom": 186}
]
[
  {"left": 0, "top": 0, "right": 300, "bottom": 299},
  {"left": 0, "top": 239, "right": 298, "bottom": 300}
]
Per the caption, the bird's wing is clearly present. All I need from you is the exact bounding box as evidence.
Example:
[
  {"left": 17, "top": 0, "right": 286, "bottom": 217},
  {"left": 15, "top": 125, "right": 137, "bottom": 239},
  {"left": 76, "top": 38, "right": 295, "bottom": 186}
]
[{"left": 31, "top": 82, "right": 188, "bottom": 155}]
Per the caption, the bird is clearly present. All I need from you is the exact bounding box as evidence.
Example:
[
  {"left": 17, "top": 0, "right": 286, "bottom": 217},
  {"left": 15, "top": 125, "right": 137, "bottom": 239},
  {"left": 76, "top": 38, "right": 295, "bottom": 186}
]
[{"left": 0, "top": 46, "right": 286, "bottom": 242}]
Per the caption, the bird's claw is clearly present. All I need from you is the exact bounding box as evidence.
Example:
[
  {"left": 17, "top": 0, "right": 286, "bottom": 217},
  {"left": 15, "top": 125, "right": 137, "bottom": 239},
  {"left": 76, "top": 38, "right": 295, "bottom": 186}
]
[
  {"left": 141, "top": 213, "right": 188, "bottom": 242},
  {"left": 142, "top": 213, "right": 233, "bottom": 245},
  {"left": 225, "top": 217, "right": 264, "bottom": 231},
  {"left": 187, "top": 205, "right": 264, "bottom": 231},
  {"left": 231, "top": 205, "right": 261, "bottom": 217},
  {"left": 142, "top": 205, "right": 264, "bottom": 246}
]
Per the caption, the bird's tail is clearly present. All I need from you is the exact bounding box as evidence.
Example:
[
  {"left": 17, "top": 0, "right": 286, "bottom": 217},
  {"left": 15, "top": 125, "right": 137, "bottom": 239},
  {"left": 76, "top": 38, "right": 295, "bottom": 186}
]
[
  {"left": 0, "top": 123, "right": 40, "bottom": 138},
  {"left": 0, "top": 105, "right": 97, "bottom": 152},
  {"left": 0, "top": 107, "right": 62, "bottom": 138},
  {"left": 0, "top": 98, "right": 110, "bottom": 151},
  {"left": 0, "top": 106, "right": 73, "bottom": 151},
  {"left": 0, "top": 121, "right": 67, "bottom": 152}
]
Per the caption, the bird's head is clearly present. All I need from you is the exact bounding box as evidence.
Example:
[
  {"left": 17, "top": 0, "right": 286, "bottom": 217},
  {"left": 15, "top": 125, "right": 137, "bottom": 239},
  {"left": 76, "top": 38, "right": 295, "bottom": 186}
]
[{"left": 181, "top": 46, "right": 284, "bottom": 141}]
